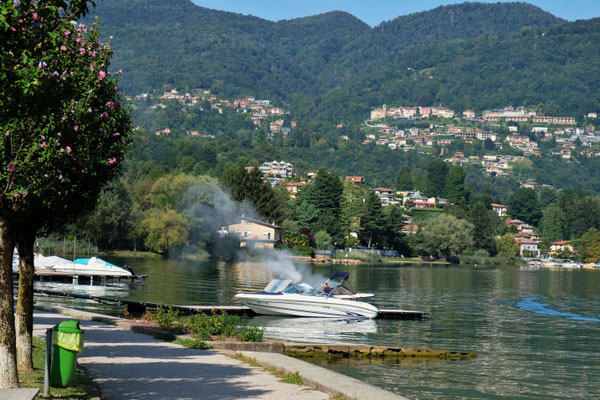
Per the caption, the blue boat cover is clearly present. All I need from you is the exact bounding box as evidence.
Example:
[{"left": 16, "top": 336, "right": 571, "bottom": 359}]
[{"left": 328, "top": 271, "right": 350, "bottom": 281}]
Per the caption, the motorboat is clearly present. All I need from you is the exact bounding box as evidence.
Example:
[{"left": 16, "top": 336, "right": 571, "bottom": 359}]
[
  {"left": 34, "top": 254, "right": 76, "bottom": 270},
  {"left": 52, "top": 257, "right": 133, "bottom": 276},
  {"left": 235, "top": 279, "right": 379, "bottom": 319},
  {"left": 321, "top": 271, "right": 374, "bottom": 299}
]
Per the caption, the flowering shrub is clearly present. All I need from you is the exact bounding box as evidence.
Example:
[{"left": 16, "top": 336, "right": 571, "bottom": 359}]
[{"left": 0, "top": 0, "right": 133, "bottom": 225}]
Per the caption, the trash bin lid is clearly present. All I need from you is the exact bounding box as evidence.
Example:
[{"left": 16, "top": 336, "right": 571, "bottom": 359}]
[{"left": 54, "top": 320, "right": 84, "bottom": 334}]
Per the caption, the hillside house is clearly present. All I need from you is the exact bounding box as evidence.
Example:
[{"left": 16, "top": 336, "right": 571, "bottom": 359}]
[
  {"left": 517, "top": 238, "right": 540, "bottom": 257},
  {"left": 550, "top": 240, "right": 573, "bottom": 254},
  {"left": 345, "top": 176, "right": 364, "bottom": 184},
  {"left": 228, "top": 217, "right": 283, "bottom": 249},
  {"left": 491, "top": 203, "right": 508, "bottom": 217},
  {"left": 370, "top": 187, "right": 395, "bottom": 205}
]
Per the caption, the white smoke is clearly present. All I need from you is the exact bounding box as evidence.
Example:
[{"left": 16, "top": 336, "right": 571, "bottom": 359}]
[
  {"left": 180, "top": 180, "right": 327, "bottom": 287},
  {"left": 256, "top": 248, "right": 326, "bottom": 288}
]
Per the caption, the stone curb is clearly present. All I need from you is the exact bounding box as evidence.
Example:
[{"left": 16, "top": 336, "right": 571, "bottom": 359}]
[{"left": 240, "top": 351, "right": 408, "bottom": 400}]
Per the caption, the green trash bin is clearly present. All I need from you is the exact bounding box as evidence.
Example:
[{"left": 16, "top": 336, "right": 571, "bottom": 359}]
[{"left": 50, "top": 320, "right": 84, "bottom": 388}]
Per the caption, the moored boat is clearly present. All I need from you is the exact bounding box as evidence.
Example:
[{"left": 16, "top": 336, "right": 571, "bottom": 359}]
[
  {"left": 51, "top": 256, "right": 133, "bottom": 276},
  {"left": 235, "top": 278, "right": 379, "bottom": 319}
]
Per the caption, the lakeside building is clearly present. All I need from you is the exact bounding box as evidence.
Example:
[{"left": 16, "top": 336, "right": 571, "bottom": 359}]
[{"left": 228, "top": 217, "right": 283, "bottom": 249}]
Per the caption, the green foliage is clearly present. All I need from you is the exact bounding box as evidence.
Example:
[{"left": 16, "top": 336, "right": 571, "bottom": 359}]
[
  {"left": 359, "top": 191, "right": 386, "bottom": 248},
  {"left": 496, "top": 233, "right": 519, "bottom": 259},
  {"left": 445, "top": 165, "right": 466, "bottom": 204},
  {"left": 426, "top": 160, "right": 449, "bottom": 198},
  {"left": 395, "top": 166, "right": 413, "bottom": 190},
  {"left": 282, "top": 371, "right": 303, "bottom": 385},
  {"left": 139, "top": 208, "right": 189, "bottom": 253},
  {"left": 290, "top": 245, "right": 314, "bottom": 257},
  {"left": 539, "top": 204, "right": 567, "bottom": 242},
  {"left": 469, "top": 202, "right": 498, "bottom": 254},
  {"left": 295, "top": 168, "right": 344, "bottom": 242},
  {"left": 1, "top": 2, "right": 133, "bottom": 232},
  {"left": 235, "top": 326, "right": 264, "bottom": 343},
  {"left": 183, "top": 311, "right": 263, "bottom": 342},
  {"left": 173, "top": 338, "right": 209, "bottom": 350},
  {"left": 421, "top": 214, "right": 473, "bottom": 260},
  {"left": 580, "top": 228, "right": 600, "bottom": 263},
  {"left": 314, "top": 230, "right": 333, "bottom": 250},
  {"left": 508, "top": 188, "right": 542, "bottom": 226},
  {"left": 222, "top": 165, "right": 288, "bottom": 225},
  {"left": 155, "top": 304, "right": 180, "bottom": 328}
]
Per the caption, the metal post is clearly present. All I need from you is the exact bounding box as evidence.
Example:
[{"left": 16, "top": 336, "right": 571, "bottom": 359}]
[{"left": 44, "top": 328, "right": 52, "bottom": 395}]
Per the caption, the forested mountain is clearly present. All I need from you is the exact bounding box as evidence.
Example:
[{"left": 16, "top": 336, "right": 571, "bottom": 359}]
[{"left": 86, "top": 0, "right": 576, "bottom": 117}]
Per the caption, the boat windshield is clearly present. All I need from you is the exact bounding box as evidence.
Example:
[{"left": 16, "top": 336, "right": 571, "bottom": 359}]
[{"left": 282, "top": 285, "right": 320, "bottom": 296}]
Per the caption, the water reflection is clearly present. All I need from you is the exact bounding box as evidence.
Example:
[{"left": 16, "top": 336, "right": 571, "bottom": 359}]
[{"left": 250, "top": 316, "right": 377, "bottom": 344}]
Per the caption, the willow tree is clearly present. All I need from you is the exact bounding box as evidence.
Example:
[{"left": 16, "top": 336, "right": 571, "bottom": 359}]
[{"left": 1, "top": 0, "right": 132, "bottom": 386}]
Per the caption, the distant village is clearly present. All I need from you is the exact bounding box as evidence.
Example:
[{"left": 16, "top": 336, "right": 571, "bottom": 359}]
[
  {"left": 133, "top": 88, "right": 295, "bottom": 138},
  {"left": 367, "top": 104, "right": 600, "bottom": 178}
]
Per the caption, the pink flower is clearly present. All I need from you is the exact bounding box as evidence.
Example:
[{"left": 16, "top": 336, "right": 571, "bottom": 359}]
[
  {"left": 73, "top": 125, "right": 79, "bottom": 131},
  {"left": 6, "top": 164, "right": 15, "bottom": 173},
  {"left": 102, "top": 111, "right": 109, "bottom": 118},
  {"left": 79, "top": 48, "right": 85, "bottom": 53},
  {"left": 14, "top": 193, "right": 20, "bottom": 198},
  {"left": 23, "top": 191, "right": 28, "bottom": 197},
  {"left": 99, "top": 71, "right": 106, "bottom": 80},
  {"left": 38, "top": 61, "right": 47, "bottom": 68},
  {"left": 60, "top": 45, "right": 67, "bottom": 51},
  {"left": 66, "top": 146, "right": 72, "bottom": 153},
  {"left": 64, "top": 30, "right": 71, "bottom": 36},
  {"left": 32, "top": 13, "right": 38, "bottom": 20},
  {"left": 112, "top": 132, "right": 120, "bottom": 137},
  {"left": 40, "top": 142, "right": 47, "bottom": 148},
  {"left": 107, "top": 157, "right": 117, "bottom": 165}
]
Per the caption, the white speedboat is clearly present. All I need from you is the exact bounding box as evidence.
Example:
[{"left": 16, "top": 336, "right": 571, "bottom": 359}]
[
  {"left": 235, "top": 279, "right": 379, "bottom": 319},
  {"left": 52, "top": 257, "right": 133, "bottom": 276}
]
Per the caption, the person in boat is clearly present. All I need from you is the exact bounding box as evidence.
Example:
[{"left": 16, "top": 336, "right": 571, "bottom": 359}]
[{"left": 320, "top": 282, "right": 333, "bottom": 295}]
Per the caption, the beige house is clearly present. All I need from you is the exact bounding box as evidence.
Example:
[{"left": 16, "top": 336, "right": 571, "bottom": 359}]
[{"left": 228, "top": 217, "right": 283, "bottom": 249}]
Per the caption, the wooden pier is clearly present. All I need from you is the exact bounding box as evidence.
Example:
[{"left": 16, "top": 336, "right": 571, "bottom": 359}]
[{"left": 32, "top": 289, "right": 429, "bottom": 320}]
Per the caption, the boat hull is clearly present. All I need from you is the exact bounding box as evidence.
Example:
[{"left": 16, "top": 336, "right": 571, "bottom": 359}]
[{"left": 235, "top": 293, "right": 379, "bottom": 319}]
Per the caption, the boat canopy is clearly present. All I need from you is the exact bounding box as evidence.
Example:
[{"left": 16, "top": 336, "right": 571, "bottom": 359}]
[{"left": 328, "top": 271, "right": 350, "bottom": 281}]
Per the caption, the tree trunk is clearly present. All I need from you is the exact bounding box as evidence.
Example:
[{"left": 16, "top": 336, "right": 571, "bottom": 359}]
[
  {"left": 16, "top": 232, "right": 35, "bottom": 371},
  {"left": 0, "top": 215, "right": 18, "bottom": 388}
]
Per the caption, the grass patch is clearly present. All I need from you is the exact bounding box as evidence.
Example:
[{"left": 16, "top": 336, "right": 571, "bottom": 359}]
[
  {"left": 281, "top": 370, "right": 303, "bottom": 385},
  {"left": 230, "top": 353, "right": 303, "bottom": 384},
  {"left": 19, "top": 336, "right": 95, "bottom": 399},
  {"left": 172, "top": 338, "right": 210, "bottom": 350}
]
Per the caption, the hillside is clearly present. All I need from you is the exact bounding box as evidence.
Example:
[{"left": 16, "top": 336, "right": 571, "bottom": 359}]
[{"left": 86, "top": 0, "right": 568, "bottom": 109}]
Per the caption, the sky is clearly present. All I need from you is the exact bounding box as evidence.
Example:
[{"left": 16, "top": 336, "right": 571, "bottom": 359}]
[{"left": 192, "top": 0, "right": 600, "bottom": 26}]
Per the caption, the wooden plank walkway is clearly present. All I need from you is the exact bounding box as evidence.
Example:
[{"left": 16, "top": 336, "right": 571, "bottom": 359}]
[{"left": 33, "top": 289, "right": 428, "bottom": 319}]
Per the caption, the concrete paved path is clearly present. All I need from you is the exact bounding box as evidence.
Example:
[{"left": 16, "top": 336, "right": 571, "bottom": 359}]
[{"left": 33, "top": 310, "right": 329, "bottom": 400}]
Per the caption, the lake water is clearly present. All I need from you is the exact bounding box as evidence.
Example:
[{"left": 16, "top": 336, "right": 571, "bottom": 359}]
[{"left": 34, "top": 257, "right": 600, "bottom": 399}]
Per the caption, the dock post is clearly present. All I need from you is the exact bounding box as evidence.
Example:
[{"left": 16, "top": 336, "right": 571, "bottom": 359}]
[
  {"left": 90, "top": 276, "right": 94, "bottom": 286},
  {"left": 73, "top": 276, "right": 78, "bottom": 285}
]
